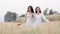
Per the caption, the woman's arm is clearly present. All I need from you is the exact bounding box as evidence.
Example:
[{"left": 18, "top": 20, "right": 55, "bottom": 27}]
[
  {"left": 32, "top": 13, "right": 36, "bottom": 22},
  {"left": 42, "top": 13, "right": 49, "bottom": 23}
]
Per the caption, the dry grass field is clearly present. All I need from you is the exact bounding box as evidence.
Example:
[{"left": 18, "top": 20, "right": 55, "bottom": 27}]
[
  {"left": 0, "top": 15, "right": 60, "bottom": 34},
  {"left": 0, "top": 21, "right": 60, "bottom": 34}
]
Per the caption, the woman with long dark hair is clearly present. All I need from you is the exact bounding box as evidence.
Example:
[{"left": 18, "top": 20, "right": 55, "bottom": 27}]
[
  {"left": 25, "top": 6, "right": 35, "bottom": 27},
  {"left": 33, "top": 7, "right": 49, "bottom": 27}
]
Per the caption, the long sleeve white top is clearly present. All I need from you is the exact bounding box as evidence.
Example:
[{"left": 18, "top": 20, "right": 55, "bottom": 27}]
[{"left": 34, "top": 13, "right": 49, "bottom": 26}]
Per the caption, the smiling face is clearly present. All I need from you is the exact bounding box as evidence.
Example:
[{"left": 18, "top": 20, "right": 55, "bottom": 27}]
[
  {"left": 27, "top": 6, "right": 34, "bottom": 13},
  {"left": 28, "top": 7, "right": 32, "bottom": 12},
  {"left": 36, "top": 8, "right": 40, "bottom": 13},
  {"left": 35, "top": 7, "right": 41, "bottom": 13}
]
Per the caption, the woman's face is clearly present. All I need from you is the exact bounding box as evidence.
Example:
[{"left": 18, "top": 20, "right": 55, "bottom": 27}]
[
  {"left": 28, "top": 7, "right": 31, "bottom": 12},
  {"left": 36, "top": 8, "right": 40, "bottom": 13}
]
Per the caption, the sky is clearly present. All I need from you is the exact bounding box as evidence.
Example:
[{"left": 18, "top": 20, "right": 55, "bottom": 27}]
[{"left": 0, "top": 0, "right": 60, "bottom": 22}]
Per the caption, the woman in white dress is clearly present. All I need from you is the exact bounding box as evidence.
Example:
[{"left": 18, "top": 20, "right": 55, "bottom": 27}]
[
  {"left": 33, "top": 7, "right": 49, "bottom": 27},
  {"left": 25, "top": 6, "right": 35, "bottom": 27}
]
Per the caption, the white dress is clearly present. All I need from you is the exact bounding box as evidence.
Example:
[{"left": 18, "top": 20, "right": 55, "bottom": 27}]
[
  {"left": 26, "top": 13, "right": 34, "bottom": 27},
  {"left": 33, "top": 13, "right": 49, "bottom": 27}
]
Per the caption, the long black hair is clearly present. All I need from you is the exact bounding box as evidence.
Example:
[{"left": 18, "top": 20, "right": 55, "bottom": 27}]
[
  {"left": 35, "top": 7, "right": 41, "bottom": 13},
  {"left": 27, "top": 6, "right": 34, "bottom": 13}
]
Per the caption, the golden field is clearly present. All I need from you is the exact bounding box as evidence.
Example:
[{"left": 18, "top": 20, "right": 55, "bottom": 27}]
[
  {"left": 0, "top": 15, "right": 60, "bottom": 34},
  {"left": 0, "top": 21, "right": 60, "bottom": 34}
]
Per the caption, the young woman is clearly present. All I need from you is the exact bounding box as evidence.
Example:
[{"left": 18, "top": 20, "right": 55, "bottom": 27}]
[
  {"left": 25, "top": 6, "right": 35, "bottom": 27},
  {"left": 33, "top": 7, "right": 49, "bottom": 27}
]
